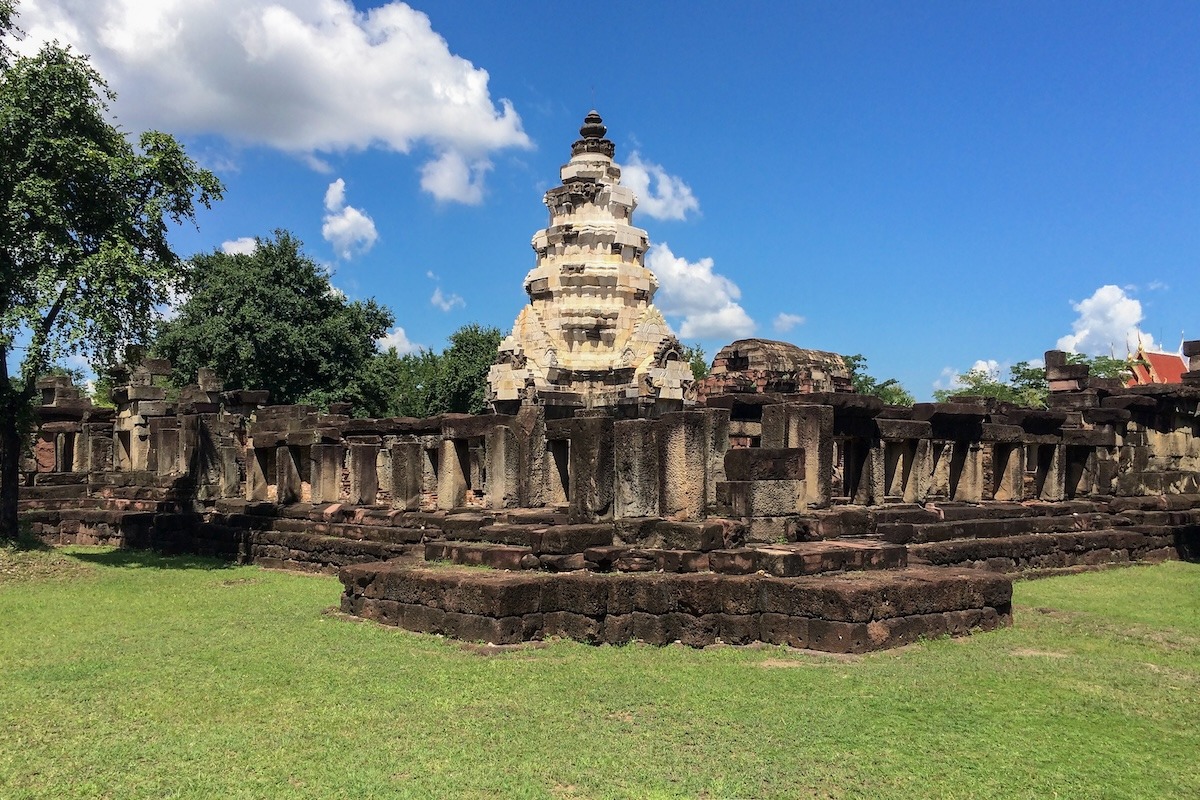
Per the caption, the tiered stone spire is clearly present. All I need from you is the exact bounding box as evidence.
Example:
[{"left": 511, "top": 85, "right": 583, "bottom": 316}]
[{"left": 488, "top": 111, "right": 696, "bottom": 414}]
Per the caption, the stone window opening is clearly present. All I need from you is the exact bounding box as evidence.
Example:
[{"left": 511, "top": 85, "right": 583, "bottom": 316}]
[
  {"left": 115, "top": 431, "right": 133, "bottom": 472},
  {"left": 1027, "top": 444, "right": 1056, "bottom": 500},
  {"left": 547, "top": 439, "right": 570, "bottom": 506},
  {"left": 990, "top": 443, "right": 1022, "bottom": 502},
  {"left": 1064, "top": 446, "right": 1094, "bottom": 500},
  {"left": 884, "top": 440, "right": 918, "bottom": 502}
]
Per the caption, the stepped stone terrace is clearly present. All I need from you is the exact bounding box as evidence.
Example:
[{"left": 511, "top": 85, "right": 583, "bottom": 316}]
[{"left": 21, "top": 341, "right": 1200, "bottom": 652}]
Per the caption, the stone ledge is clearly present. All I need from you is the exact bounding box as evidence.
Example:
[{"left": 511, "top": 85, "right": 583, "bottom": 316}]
[{"left": 337, "top": 563, "right": 1012, "bottom": 650}]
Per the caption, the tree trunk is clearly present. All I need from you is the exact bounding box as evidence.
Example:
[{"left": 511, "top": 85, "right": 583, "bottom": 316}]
[
  {"left": 0, "top": 340, "right": 34, "bottom": 540},
  {"left": 0, "top": 399, "right": 21, "bottom": 539}
]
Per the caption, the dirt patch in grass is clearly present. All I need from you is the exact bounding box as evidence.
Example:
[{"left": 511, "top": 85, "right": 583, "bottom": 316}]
[
  {"left": 0, "top": 545, "right": 95, "bottom": 584},
  {"left": 1009, "top": 648, "right": 1070, "bottom": 658},
  {"left": 218, "top": 578, "right": 262, "bottom": 587},
  {"left": 759, "top": 651, "right": 862, "bottom": 668}
]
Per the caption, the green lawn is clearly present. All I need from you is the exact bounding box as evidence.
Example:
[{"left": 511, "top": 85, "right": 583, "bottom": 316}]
[{"left": 1, "top": 546, "right": 1197, "bottom": 799}]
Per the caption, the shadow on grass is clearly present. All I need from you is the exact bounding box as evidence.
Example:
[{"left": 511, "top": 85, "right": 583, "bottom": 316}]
[
  {"left": 67, "top": 548, "right": 236, "bottom": 571},
  {"left": 4, "top": 524, "right": 55, "bottom": 552}
]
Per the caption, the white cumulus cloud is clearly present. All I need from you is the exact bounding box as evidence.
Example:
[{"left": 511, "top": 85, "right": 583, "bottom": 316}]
[
  {"left": 621, "top": 152, "right": 700, "bottom": 221},
  {"left": 968, "top": 359, "right": 1003, "bottom": 380},
  {"left": 377, "top": 326, "right": 420, "bottom": 355},
  {"left": 322, "top": 178, "right": 378, "bottom": 259},
  {"left": 773, "top": 313, "right": 805, "bottom": 333},
  {"left": 419, "top": 150, "right": 491, "bottom": 205},
  {"left": 13, "top": 1, "right": 531, "bottom": 202},
  {"left": 1056, "top": 284, "right": 1159, "bottom": 355},
  {"left": 430, "top": 286, "right": 465, "bottom": 312},
  {"left": 646, "top": 243, "right": 754, "bottom": 340},
  {"left": 220, "top": 237, "right": 257, "bottom": 255}
]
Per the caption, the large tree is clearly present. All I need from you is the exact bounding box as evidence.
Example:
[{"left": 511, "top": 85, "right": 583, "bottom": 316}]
[
  {"left": 154, "top": 231, "right": 393, "bottom": 410},
  {"left": 844, "top": 354, "right": 916, "bottom": 406},
  {"left": 0, "top": 17, "right": 222, "bottom": 538},
  {"left": 433, "top": 323, "right": 503, "bottom": 415}
]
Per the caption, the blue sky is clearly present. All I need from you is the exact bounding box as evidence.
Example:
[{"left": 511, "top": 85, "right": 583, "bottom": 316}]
[{"left": 14, "top": 0, "right": 1199, "bottom": 399}]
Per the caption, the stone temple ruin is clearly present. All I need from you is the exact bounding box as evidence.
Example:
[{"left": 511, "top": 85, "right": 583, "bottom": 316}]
[
  {"left": 488, "top": 112, "right": 695, "bottom": 415},
  {"left": 18, "top": 112, "right": 1200, "bottom": 653}
]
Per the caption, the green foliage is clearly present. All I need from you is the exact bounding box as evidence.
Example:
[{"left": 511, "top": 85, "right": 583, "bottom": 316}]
[
  {"left": 42, "top": 363, "right": 86, "bottom": 387},
  {"left": 935, "top": 354, "right": 1133, "bottom": 407},
  {"left": 376, "top": 348, "right": 441, "bottom": 418},
  {"left": 0, "top": 1, "right": 14, "bottom": 68},
  {"left": 432, "top": 323, "right": 503, "bottom": 414},
  {"left": 356, "top": 325, "right": 501, "bottom": 418},
  {"left": 0, "top": 48, "right": 221, "bottom": 380},
  {"left": 1081, "top": 353, "right": 1132, "bottom": 380},
  {"left": 0, "top": 30, "right": 220, "bottom": 536},
  {"left": 154, "top": 231, "right": 392, "bottom": 410},
  {"left": 681, "top": 343, "right": 710, "bottom": 381},
  {"left": 934, "top": 364, "right": 1035, "bottom": 405},
  {"left": 844, "top": 354, "right": 915, "bottom": 406}
]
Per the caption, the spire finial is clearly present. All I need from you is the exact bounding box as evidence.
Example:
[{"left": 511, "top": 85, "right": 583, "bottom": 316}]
[
  {"left": 571, "top": 109, "right": 615, "bottom": 158},
  {"left": 580, "top": 110, "right": 606, "bottom": 140}
]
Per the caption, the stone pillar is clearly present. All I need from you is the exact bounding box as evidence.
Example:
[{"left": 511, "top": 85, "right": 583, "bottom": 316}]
[
  {"left": 485, "top": 425, "right": 520, "bottom": 509},
  {"left": 154, "top": 425, "right": 181, "bottom": 477},
  {"left": 390, "top": 441, "right": 423, "bottom": 511},
  {"left": 1183, "top": 340, "right": 1200, "bottom": 386},
  {"left": 864, "top": 445, "right": 887, "bottom": 505},
  {"left": 516, "top": 405, "right": 547, "bottom": 508},
  {"left": 219, "top": 445, "right": 242, "bottom": 497},
  {"left": 703, "top": 407, "right": 730, "bottom": 515},
  {"left": 85, "top": 423, "right": 113, "bottom": 473},
  {"left": 310, "top": 444, "right": 344, "bottom": 503},
  {"left": 658, "top": 410, "right": 707, "bottom": 520},
  {"left": 276, "top": 444, "right": 301, "bottom": 504},
  {"left": 347, "top": 438, "right": 379, "bottom": 505},
  {"left": 762, "top": 403, "right": 834, "bottom": 508},
  {"left": 246, "top": 447, "right": 269, "bottom": 501},
  {"left": 177, "top": 416, "right": 198, "bottom": 477},
  {"left": 437, "top": 438, "right": 468, "bottom": 510},
  {"left": 614, "top": 418, "right": 659, "bottom": 518},
  {"left": 568, "top": 412, "right": 615, "bottom": 523}
]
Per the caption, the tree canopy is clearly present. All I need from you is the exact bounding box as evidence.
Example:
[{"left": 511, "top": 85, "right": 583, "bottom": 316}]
[
  {"left": 933, "top": 354, "right": 1132, "bottom": 407},
  {"left": 1, "top": 17, "right": 222, "bottom": 537},
  {"left": 681, "top": 343, "right": 710, "bottom": 381},
  {"left": 431, "top": 323, "right": 504, "bottom": 415},
  {"left": 153, "top": 231, "right": 504, "bottom": 418},
  {"left": 844, "top": 354, "right": 915, "bottom": 406},
  {"left": 154, "top": 231, "right": 392, "bottom": 409}
]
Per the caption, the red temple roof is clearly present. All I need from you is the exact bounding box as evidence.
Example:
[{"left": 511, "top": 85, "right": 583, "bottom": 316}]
[{"left": 1126, "top": 346, "right": 1187, "bottom": 386}]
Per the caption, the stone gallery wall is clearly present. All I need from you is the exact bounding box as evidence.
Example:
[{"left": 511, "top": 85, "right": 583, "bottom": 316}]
[{"left": 18, "top": 344, "right": 1200, "bottom": 651}]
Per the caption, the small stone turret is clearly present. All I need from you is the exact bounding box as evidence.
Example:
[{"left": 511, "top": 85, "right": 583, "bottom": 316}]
[{"left": 488, "top": 111, "right": 695, "bottom": 416}]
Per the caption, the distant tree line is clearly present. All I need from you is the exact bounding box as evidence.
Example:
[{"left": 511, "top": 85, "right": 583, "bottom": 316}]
[
  {"left": 933, "top": 354, "right": 1130, "bottom": 408},
  {"left": 153, "top": 231, "right": 501, "bottom": 418}
]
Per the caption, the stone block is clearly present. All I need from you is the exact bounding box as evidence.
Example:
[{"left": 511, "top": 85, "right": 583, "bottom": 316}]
[
  {"left": 709, "top": 549, "right": 757, "bottom": 574},
  {"left": 527, "top": 524, "right": 614, "bottom": 554},
  {"left": 759, "top": 613, "right": 810, "bottom": 648},
  {"left": 613, "top": 418, "right": 659, "bottom": 517},
  {"left": 716, "top": 480, "right": 805, "bottom": 517},
  {"left": 761, "top": 403, "right": 834, "bottom": 507},
  {"left": 657, "top": 411, "right": 709, "bottom": 520},
  {"left": 724, "top": 447, "right": 805, "bottom": 481}
]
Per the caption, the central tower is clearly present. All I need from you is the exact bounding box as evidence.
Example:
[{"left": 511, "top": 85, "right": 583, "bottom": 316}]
[{"left": 488, "top": 111, "right": 695, "bottom": 415}]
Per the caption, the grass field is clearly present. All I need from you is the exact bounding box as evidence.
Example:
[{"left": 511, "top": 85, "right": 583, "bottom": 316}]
[{"left": 1, "top": 544, "right": 1197, "bottom": 799}]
